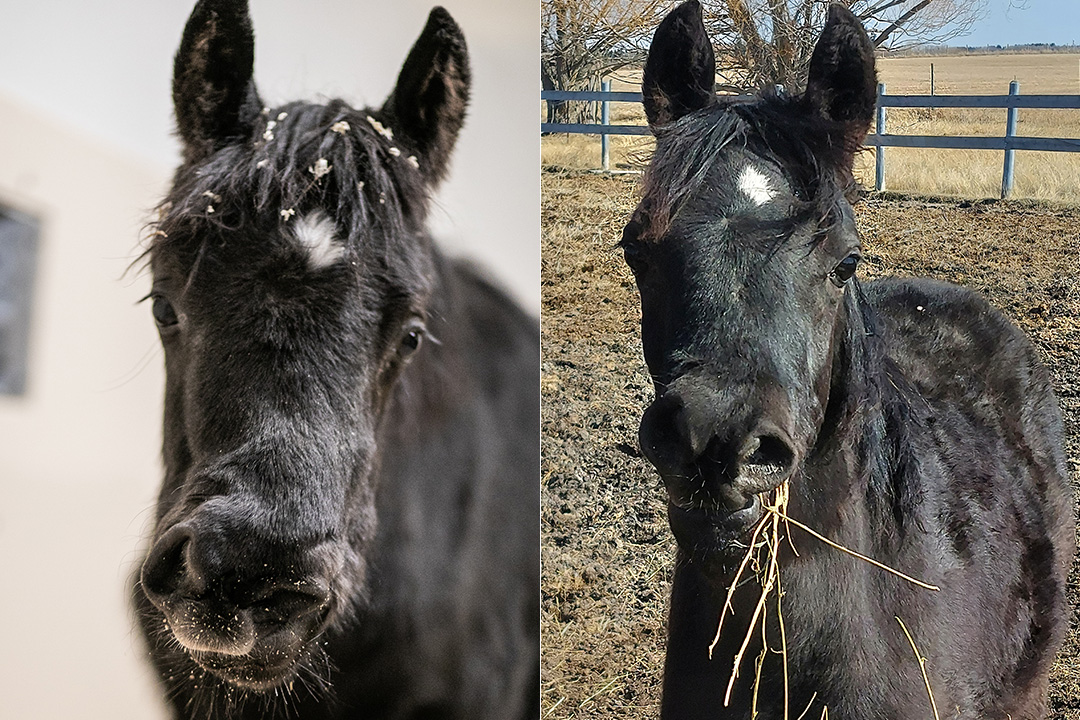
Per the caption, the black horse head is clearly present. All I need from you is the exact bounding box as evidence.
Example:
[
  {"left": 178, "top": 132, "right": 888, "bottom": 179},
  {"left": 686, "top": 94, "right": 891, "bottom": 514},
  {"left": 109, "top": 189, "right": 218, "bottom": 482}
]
[
  {"left": 138, "top": 0, "right": 470, "bottom": 693},
  {"left": 625, "top": 2, "right": 877, "bottom": 560}
]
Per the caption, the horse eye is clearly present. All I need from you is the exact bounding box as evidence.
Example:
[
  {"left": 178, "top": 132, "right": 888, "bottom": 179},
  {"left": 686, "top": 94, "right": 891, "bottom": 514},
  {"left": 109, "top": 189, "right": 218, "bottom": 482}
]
[
  {"left": 152, "top": 295, "right": 179, "bottom": 327},
  {"left": 621, "top": 241, "right": 647, "bottom": 274},
  {"left": 830, "top": 254, "right": 860, "bottom": 287},
  {"left": 399, "top": 323, "right": 425, "bottom": 357}
]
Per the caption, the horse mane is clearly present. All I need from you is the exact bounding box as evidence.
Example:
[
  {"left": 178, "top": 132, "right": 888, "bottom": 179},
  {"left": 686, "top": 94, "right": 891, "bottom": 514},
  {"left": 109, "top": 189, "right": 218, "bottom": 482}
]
[
  {"left": 148, "top": 98, "right": 430, "bottom": 262},
  {"left": 634, "top": 92, "right": 862, "bottom": 244},
  {"left": 840, "top": 281, "right": 926, "bottom": 542}
]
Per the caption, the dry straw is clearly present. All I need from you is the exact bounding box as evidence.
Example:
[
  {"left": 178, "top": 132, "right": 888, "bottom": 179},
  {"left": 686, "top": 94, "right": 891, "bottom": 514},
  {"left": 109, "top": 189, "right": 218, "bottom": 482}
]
[
  {"left": 896, "top": 615, "right": 941, "bottom": 720},
  {"left": 710, "top": 480, "right": 941, "bottom": 719}
]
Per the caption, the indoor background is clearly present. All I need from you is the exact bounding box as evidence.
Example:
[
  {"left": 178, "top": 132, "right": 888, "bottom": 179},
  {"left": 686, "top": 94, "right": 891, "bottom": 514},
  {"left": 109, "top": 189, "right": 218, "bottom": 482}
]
[{"left": 0, "top": 1, "right": 537, "bottom": 717}]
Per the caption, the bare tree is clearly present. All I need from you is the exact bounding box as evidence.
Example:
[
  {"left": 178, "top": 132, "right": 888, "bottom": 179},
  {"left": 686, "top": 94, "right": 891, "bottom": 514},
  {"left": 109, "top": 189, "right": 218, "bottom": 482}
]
[
  {"left": 543, "top": 0, "right": 987, "bottom": 124},
  {"left": 542, "top": 0, "right": 673, "bottom": 124},
  {"left": 706, "top": 0, "right": 988, "bottom": 92}
]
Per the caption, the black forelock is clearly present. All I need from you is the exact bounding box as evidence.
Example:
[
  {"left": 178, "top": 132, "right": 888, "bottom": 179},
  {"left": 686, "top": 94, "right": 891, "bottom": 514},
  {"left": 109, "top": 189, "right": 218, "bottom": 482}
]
[
  {"left": 148, "top": 98, "right": 430, "bottom": 262},
  {"left": 635, "top": 91, "right": 861, "bottom": 243}
]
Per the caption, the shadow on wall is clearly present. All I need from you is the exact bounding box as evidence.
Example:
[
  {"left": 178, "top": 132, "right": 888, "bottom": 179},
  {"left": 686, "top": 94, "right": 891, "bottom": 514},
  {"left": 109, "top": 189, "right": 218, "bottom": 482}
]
[{"left": 0, "top": 206, "right": 38, "bottom": 395}]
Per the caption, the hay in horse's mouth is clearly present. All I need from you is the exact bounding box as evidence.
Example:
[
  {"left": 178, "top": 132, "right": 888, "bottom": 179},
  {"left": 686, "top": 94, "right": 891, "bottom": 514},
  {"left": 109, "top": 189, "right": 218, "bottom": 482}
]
[
  {"left": 708, "top": 481, "right": 791, "bottom": 715},
  {"left": 708, "top": 481, "right": 941, "bottom": 718}
]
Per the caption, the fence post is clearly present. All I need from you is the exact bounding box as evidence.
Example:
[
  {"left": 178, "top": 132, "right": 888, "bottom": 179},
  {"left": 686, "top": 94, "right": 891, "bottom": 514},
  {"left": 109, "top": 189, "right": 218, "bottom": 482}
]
[
  {"left": 1001, "top": 80, "right": 1019, "bottom": 199},
  {"left": 875, "top": 83, "right": 886, "bottom": 192},
  {"left": 601, "top": 79, "right": 611, "bottom": 171}
]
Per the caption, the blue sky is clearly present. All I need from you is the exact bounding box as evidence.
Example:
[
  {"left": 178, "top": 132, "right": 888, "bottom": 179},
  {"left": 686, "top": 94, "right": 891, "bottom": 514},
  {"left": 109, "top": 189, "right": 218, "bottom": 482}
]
[{"left": 961, "top": 0, "right": 1080, "bottom": 46}]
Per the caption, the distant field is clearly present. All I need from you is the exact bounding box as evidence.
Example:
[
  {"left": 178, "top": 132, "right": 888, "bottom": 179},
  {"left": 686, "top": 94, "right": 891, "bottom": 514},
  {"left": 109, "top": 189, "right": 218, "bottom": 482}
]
[
  {"left": 878, "top": 52, "right": 1080, "bottom": 95},
  {"left": 541, "top": 53, "right": 1080, "bottom": 203}
]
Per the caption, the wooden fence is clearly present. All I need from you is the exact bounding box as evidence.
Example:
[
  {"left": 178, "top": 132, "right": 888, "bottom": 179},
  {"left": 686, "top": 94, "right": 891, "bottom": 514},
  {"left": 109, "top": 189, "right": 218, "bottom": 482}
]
[{"left": 541, "top": 82, "right": 1080, "bottom": 198}]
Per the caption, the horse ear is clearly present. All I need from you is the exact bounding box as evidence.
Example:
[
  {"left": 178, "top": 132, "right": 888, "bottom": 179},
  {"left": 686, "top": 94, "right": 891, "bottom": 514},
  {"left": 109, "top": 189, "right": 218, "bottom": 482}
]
[
  {"left": 381, "top": 7, "right": 471, "bottom": 184},
  {"left": 642, "top": 0, "right": 716, "bottom": 127},
  {"left": 804, "top": 4, "right": 876, "bottom": 130},
  {"left": 173, "top": 0, "right": 263, "bottom": 163}
]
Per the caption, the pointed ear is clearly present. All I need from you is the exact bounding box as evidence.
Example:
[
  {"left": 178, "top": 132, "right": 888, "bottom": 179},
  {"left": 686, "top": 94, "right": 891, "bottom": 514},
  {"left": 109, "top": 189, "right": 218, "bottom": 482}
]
[
  {"left": 804, "top": 4, "right": 876, "bottom": 130},
  {"left": 642, "top": 0, "right": 716, "bottom": 127},
  {"left": 381, "top": 7, "right": 471, "bottom": 184},
  {"left": 173, "top": 0, "right": 262, "bottom": 163}
]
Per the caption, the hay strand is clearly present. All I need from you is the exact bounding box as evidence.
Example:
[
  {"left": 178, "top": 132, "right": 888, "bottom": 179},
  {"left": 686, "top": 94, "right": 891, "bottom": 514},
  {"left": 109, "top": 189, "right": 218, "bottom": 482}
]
[
  {"left": 720, "top": 482, "right": 789, "bottom": 709},
  {"left": 765, "top": 508, "right": 939, "bottom": 592},
  {"left": 776, "top": 545, "right": 790, "bottom": 720},
  {"left": 794, "top": 692, "right": 819, "bottom": 720},
  {"left": 722, "top": 538, "right": 778, "bottom": 705},
  {"left": 709, "top": 513, "right": 770, "bottom": 658},
  {"left": 896, "top": 615, "right": 941, "bottom": 720}
]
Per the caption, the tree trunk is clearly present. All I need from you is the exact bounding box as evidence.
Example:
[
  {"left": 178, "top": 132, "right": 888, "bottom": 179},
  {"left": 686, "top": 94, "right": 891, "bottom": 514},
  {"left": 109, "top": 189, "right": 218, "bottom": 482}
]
[
  {"left": 545, "top": 8, "right": 603, "bottom": 126},
  {"left": 542, "top": 62, "right": 562, "bottom": 125},
  {"left": 547, "top": 71, "right": 602, "bottom": 125}
]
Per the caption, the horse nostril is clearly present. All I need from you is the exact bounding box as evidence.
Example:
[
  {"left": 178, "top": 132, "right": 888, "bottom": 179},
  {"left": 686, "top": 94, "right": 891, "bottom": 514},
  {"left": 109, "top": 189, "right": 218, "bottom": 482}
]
[
  {"left": 141, "top": 526, "right": 197, "bottom": 604},
  {"left": 248, "top": 587, "right": 329, "bottom": 627},
  {"left": 745, "top": 434, "right": 793, "bottom": 470},
  {"left": 638, "top": 394, "right": 692, "bottom": 471},
  {"left": 738, "top": 434, "right": 795, "bottom": 493}
]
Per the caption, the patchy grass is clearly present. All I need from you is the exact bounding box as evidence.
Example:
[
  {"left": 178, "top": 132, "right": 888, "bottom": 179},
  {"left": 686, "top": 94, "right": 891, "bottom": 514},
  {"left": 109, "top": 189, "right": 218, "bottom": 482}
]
[{"left": 540, "top": 170, "right": 1080, "bottom": 720}]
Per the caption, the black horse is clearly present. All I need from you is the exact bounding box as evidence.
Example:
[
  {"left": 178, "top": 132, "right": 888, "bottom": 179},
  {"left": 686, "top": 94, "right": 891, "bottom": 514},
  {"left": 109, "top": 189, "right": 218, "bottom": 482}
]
[
  {"left": 133, "top": 2, "right": 538, "bottom": 718},
  {"left": 623, "top": 3, "right": 1075, "bottom": 718}
]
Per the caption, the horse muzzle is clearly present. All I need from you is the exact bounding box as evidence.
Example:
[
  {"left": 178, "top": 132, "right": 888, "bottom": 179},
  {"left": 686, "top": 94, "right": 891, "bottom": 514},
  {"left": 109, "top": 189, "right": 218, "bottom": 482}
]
[
  {"left": 140, "top": 499, "right": 345, "bottom": 689},
  {"left": 666, "top": 496, "right": 764, "bottom": 553},
  {"left": 638, "top": 387, "right": 799, "bottom": 552}
]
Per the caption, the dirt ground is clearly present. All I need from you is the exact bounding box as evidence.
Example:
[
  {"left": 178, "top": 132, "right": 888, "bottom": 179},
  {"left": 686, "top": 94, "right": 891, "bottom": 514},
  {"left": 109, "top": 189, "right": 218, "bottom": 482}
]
[{"left": 540, "top": 170, "right": 1080, "bottom": 719}]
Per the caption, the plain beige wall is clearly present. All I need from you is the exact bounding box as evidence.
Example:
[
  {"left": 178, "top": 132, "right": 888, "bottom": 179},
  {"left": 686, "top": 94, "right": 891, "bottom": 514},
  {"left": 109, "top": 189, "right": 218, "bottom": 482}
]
[
  {"left": 0, "top": 95, "right": 168, "bottom": 717},
  {"left": 0, "top": 1, "right": 536, "bottom": 717}
]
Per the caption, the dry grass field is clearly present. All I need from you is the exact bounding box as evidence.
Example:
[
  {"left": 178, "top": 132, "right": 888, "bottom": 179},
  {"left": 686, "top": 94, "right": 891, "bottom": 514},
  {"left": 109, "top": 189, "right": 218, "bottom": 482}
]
[
  {"left": 542, "top": 50, "right": 1080, "bottom": 720},
  {"left": 540, "top": 171, "right": 1080, "bottom": 719},
  {"left": 542, "top": 53, "right": 1080, "bottom": 201}
]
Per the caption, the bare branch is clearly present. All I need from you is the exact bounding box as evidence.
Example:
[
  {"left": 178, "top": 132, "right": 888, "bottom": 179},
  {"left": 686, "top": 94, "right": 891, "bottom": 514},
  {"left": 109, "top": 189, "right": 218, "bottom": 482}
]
[
  {"left": 872, "top": 0, "right": 934, "bottom": 46},
  {"left": 542, "top": 0, "right": 987, "bottom": 117},
  {"left": 857, "top": 0, "right": 913, "bottom": 22}
]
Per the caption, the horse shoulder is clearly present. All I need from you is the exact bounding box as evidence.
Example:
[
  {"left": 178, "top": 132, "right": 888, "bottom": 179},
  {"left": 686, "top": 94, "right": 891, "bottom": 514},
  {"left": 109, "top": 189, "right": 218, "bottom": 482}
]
[
  {"left": 864, "top": 276, "right": 1060, "bottom": 441},
  {"left": 862, "top": 276, "right": 1074, "bottom": 714},
  {"left": 864, "top": 276, "right": 1070, "bottom": 545}
]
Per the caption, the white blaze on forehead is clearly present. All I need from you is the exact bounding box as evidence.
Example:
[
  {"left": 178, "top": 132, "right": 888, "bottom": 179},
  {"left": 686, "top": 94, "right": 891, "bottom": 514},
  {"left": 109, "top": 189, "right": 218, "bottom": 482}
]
[
  {"left": 293, "top": 211, "right": 344, "bottom": 269},
  {"left": 737, "top": 164, "right": 776, "bottom": 206}
]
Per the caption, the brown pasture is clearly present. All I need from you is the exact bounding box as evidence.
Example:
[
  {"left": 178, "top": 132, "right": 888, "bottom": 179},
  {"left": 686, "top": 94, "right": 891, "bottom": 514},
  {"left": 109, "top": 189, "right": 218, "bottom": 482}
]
[
  {"left": 542, "top": 51, "right": 1080, "bottom": 719},
  {"left": 540, "top": 169, "right": 1080, "bottom": 717}
]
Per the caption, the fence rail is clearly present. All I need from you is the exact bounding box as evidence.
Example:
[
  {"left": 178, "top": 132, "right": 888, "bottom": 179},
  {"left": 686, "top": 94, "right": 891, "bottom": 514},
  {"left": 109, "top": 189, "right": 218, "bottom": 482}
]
[{"left": 540, "top": 82, "right": 1080, "bottom": 197}]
